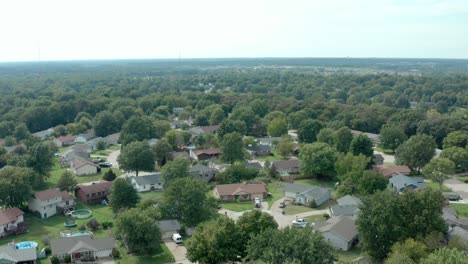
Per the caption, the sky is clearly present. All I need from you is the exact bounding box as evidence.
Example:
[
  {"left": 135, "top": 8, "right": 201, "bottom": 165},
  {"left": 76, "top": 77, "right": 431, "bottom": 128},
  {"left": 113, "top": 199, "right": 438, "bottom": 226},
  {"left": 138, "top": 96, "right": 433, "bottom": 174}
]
[{"left": 0, "top": 0, "right": 467, "bottom": 62}]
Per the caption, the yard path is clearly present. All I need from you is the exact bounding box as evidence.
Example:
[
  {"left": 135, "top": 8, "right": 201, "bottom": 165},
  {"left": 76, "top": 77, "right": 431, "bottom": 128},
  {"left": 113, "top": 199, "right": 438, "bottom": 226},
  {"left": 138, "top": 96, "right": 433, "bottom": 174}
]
[{"left": 164, "top": 242, "right": 193, "bottom": 264}]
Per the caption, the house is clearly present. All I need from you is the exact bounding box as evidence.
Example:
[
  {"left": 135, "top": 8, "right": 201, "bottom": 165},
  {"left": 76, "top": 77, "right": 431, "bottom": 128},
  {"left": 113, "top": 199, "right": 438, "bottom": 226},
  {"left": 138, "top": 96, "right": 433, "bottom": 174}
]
[
  {"left": 71, "top": 144, "right": 92, "bottom": 154},
  {"left": 172, "top": 107, "right": 184, "bottom": 115},
  {"left": 247, "top": 145, "right": 272, "bottom": 156},
  {"left": 443, "top": 207, "right": 468, "bottom": 229},
  {"left": 190, "top": 164, "right": 216, "bottom": 182},
  {"left": 330, "top": 195, "right": 362, "bottom": 219},
  {"left": 130, "top": 174, "right": 162, "bottom": 192},
  {"left": 214, "top": 183, "right": 267, "bottom": 202},
  {"left": 208, "top": 162, "right": 231, "bottom": 173},
  {"left": 350, "top": 130, "right": 380, "bottom": 144},
  {"left": 373, "top": 165, "right": 411, "bottom": 178},
  {"left": 373, "top": 154, "right": 384, "bottom": 166},
  {"left": 314, "top": 216, "right": 358, "bottom": 251},
  {"left": 86, "top": 137, "right": 105, "bottom": 151},
  {"left": 157, "top": 219, "right": 181, "bottom": 240},
  {"left": 147, "top": 138, "right": 159, "bottom": 147},
  {"left": 448, "top": 226, "right": 468, "bottom": 244},
  {"left": 0, "top": 243, "right": 37, "bottom": 264},
  {"left": 74, "top": 129, "right": 96, "bottom": 143},
  {"left": 245, "top": 162, "right": 263, "bottom": 171},
  {"left": 50, "top": 236, "right": 115, "bottom": 262},
  {"left": 103, "top": 133, "right": 120, "bottom": 145},
  {"left": 389, "top": 174, "right": 426, "bottom": 192},
  {"left": 32, "top": 128, "right": 54, "bottom": 140},
  {"left": 190, "top": 148, "right": 222, "bottom": 161},
  {"left": 272, "top": 159, "right": 300, "bottom": 175},
  {"left": 256, "top": 137, "right": 281, "bottom": 146},
  {"left": 189, "top": 125, "right": 220, "bottom": 137},
  {"left": 70, "top": 157, "right": 98, "bottom": 176},
  {"left": 337, "top": 195, "right": 362, "bottom": 206},
  {"left": 54, "top": 135, "right": 76, "bottom": 147},
  {"left": 0, "top": 208, "right": 26, "bottom": 238},
  {"left": 61, "top": 150, "right": 90, "bottom": 165},
  {"left": 75, "top": 181, "right": 112, "bottom": 204},
  {"left": 29, "top": 189, "right": 75, "bottom": 219},
  {"left": 171, "top": 151, "right": 191, "bottom": 160},
  {"left": 284, "top": 184, "right": 331, "bottom": 207}
]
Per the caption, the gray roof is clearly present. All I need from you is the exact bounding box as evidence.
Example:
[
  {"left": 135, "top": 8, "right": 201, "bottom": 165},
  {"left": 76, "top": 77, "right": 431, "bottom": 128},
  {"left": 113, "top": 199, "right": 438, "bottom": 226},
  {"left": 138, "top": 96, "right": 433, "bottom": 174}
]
[
  {"left": 315, "top": 216, "right": 358, "bottom": 242},
  {"left": 245, "top": 162, "right": 263, "bottom": 170},
  {"left": 0, "top": 244, "right": 37, "bottom": 262},
  {"left": 337, "top": 195, "right": 362, "bottom": 206},
  {"left": 389, "top": 174, "right": 426, "bottom": 191},
  {"left": 32, "top": 128, "right": 54, "bottom": 139},
  {"left": 130, "top": 174, "right": 162, "bottom": 185},
  {"left": 62, "top": 150, "right": 90, "bottom": 162},
  {"left": 190, "top": 164, "right": 215, "bottom": 174},
  {"left": 103, "top": 133, "right": 120, "bottom": 145},
  {"left": 273, "top": 159, "right": 299, "bottom": 170},
  {"left": 449, "top": 226, "right": 468, "bottom": 242},
  {"left": 247, "top": 145, "right": 271, "bottom": 153},
  {"left": 284, "top": 184, "right": 330, "bottom": 202},
  {"left": 256, "top": 137, "right": 281, "bottom": 145},
  {"left": 330, "top": 205, "right": 360, "bottom": 217},
  {"left": 284, "top": 183, "right": 315, "bottom": 194},
  {"left": 157, "top": 219, "right": 181, "bottom": 232},
  {"left": 51, "top": 236, "right": 115, "bottom": 255},
  {"left": 76, "top": 129, "right": 96, "bottom": 140}
]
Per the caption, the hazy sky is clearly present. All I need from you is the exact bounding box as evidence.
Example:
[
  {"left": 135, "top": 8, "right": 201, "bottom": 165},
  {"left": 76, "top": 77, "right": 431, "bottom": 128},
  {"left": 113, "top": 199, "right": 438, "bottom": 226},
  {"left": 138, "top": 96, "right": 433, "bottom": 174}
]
[{"left": 1, "top": 0, "right": 467, "bottom": 62}]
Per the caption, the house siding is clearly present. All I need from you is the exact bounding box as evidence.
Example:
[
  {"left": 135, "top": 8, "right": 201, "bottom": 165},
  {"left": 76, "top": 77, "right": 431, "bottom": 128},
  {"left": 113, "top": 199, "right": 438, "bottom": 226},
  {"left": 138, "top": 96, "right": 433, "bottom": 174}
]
[
  {"left": 73, "top": 164, "right": 97, "bottom": 176},
  {"left": 28, "top": 196, "right": 75, "bottom": 219},
  {"left": 322, "top": 231, "right": 352, "bottom": 251}
]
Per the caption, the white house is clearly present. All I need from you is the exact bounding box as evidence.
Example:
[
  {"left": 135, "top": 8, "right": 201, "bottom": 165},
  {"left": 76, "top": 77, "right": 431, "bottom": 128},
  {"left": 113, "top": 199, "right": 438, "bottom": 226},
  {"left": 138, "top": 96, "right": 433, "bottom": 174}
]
[
  {"left": 28, "top": 188, "right": 75, "bottom": 219},
  {"left": 0, "top": 208, "right": 25, "bottom": 238},
  {"left": 130, "top": 174, "right": 162, "bottom": 192},
  {"left": 51, "top": 236, "right": 115, "bottom": 262},
  {"left": 284, "top": 184, "right": 331, "bottom": 207},
  {"left": 314, "top": 216, "right": 358, "bottom": 251},
  {"left": 70, "top": 157, "right": 98, "bottom": 176},
  {"left": 74, "top": 129, "right": 96, "bottom": 143}
]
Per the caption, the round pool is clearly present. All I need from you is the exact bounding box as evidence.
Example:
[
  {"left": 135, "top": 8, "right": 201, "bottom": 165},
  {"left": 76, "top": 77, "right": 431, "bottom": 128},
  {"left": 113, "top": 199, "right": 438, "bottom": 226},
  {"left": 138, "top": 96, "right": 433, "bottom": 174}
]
[
  {"left": 70, "top": 209, "right": 93, "bottom": 219},
  {"left": 16, "top": 241, "right": 38, "bottom": 250}
]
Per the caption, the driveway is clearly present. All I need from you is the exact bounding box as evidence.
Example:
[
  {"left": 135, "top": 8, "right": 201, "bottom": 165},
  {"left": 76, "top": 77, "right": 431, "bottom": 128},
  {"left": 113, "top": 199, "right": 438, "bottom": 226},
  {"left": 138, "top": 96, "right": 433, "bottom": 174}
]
[
  {"left": 107, "top": 149, "right": 120, "bottom": 169},
  {"left": 164, "top": 241, "right": 193, "bottom": 264},
  {"left": 444, "top": 177, "right": 468, "bottom": 203},
  {"left": 373, "top": 149, "right": 395, "bottom": 164}
]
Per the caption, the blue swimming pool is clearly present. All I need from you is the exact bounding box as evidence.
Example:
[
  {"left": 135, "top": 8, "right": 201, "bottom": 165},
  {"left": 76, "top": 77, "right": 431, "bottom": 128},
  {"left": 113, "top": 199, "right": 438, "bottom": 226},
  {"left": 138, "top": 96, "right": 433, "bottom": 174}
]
[{"left": 15, "top": 241, "right": 38, "bottom": 250}]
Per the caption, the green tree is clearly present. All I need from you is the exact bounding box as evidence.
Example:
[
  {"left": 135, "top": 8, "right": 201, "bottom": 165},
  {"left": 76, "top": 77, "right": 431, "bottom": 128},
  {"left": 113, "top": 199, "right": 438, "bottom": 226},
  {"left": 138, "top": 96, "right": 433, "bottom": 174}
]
[
  {"left": 161, "top": 157, "right": 190, "bottom": 188},
  {"left": 115, "top": 207, "right": 162, "bottom": 255},
  {"left": 217, "top": 119, "right": 247, "bottom": 138},
  {"left": 96, "top": 141, "right": 107, "bottom": 151},
  {"left": 441, "top": 147, "right": 468, "bottom": 173},
  {"left": 297, "top": 119, "right": 323, "bottom": 143},
  {"left": 276, "top": 136, "right": 294, "bottom": 158},
  {"left": 299, "top": 143, "right": 336, "bottom": 179},
  {"left": 209, "top": 107, "right": 225, "bottom": 125},
  {"left": 267, "top": 118, "right": 288, "bottom": 137},
  {"left": 385, "top": 238, "right": 428, "bottom": 264},
  {"left": 358, "top": 170, "right": 388, "bottom": 195},
  {"left": 379, "top": 125, "right": 407, "bottom": 153},
  {"left": 396, "top": 134, "right": 437, "bottom": 173},
  {"left": 14, "top": 123, "right": 30, "bottom": 141},
  {"left": 317, "top": 128, "right": 335, "bottom": 146},
  {"left": 443, "top": 131, "right": 468, "bottom": 149},
  {"left": 217, "top": 163, "right": 258, "bottom": 184},
  {"left": 237, "top": 210, "right": 278, "bottom": 245},
  {"left": 246, "top": 227, "right": 336, "bottom": 264},
  {"left": 0, "top": 167, "right": 33, "bottom": 207},
  {"left": 335, "top": 153, "right": 369, "bottom": 180},
  {"left": 118, "top": 141, "right": 155, "bottom": 176},
  {"left": 152, "top": 138, "right": 173, "bottom": 166},
  {"left": 26, "top": 141, "right": 56, "bottom": 179},
  {"left": 103, "top": 169, "right": 117, "bottom": 181},
  {"left": 57, "top": 171, "right": 78, "bottom": 192},
  {"left": 109, "top": 178, "right": 140, "bottom": 213},
  {"left": 120, "top": 116, "right": 155, "bottom": 146},
  {"left": 420, "top": 248, "right": 468, "bottom": 264},
  {"left": 94, "top": 110, "right": 119, "bottom": 137},
  {"left": 334, "top": 126, "right": 353, "bottom": 153},
  {"left": 423, "top": 158, "right": 455, "bottom": 188},
  {"left": 220, "top": 132, "right": 245, "bottom": 164},
  {"left": 349, "top": 134, "right": 374, "bottom": 159},
  {"left": 186, "top": 217, "right": 244, "bottom": 264},
  {"left": 153, "top": 119, "right": 171, "bottom": 139},
  {"left": 164, "top": 129, "right": 186, "bottom": 150},
  {"left": 160, "top": 177, "right": 215, "bottom": 226}
]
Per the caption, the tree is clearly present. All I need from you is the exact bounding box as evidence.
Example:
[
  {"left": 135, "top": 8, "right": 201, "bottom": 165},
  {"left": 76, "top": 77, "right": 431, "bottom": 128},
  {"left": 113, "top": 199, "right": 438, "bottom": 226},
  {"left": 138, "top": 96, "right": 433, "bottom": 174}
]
[
  {"left": 420, "top": 248, "right": 468, "bottom": 264},
  {"left": 0, "top": 167, "right": 33, "bottom": 207},
  {"left": 276, "top": 136, "right": 294, "bottom": 158},
  {"left": 334, "top": 126, "right": 353, "bottom": 153},
  {"left": 118, "top": 141, "right": 154, "bottom": 176},
  {"left": 120, "top": 116, "right": 155, "bottom": 146},
  {"left": 209, "top": 107, "right": 225, "bottom": 125},
  {"left": 152, "top": 138, "right": 173, "bottom": 166},
  {"left": 356, "top": 189, "right": 446, "bottom": 260},
  {"left": 164, "top": 129, "right": 186, "bottom": 150},
  {"left": 334, "top": 153, "right": 369, "bottom": 180},
  {"left": 217, "top": 164, "right": 258, "bottom": 184},
  {"left": 441, "top": 147, "right": 468, "bottom": 173},
  {"left": 237, "top": 210, "right": 278, "bottom": 243},
  {"left": 57, "top": 171, "right": 78, "bottom": 192},
  {"left": 297, "top": 119, "right": 323, "bottom": 143},
  {"left": 379, "top": 125, "right": 407, "bottom": 153},
  {"left": 109, "top": 178, "right": 140, "bottom": 213},
  {"left": 423, "top": 158, "right": 455, "bottom": 188},
  {"left": 160, "top": 157, "right": 190, "bottom": 188},
  {"left": 26, "top": 141, "right": 56, "bottom": 177},
  {"left": 115, "top": 207, "right": 162, "bottom": 255},
  {"left": 160, "top": 178, "right": 215, "bottom": 226},
  {"left": 396, "top": 134, "right": 437, "bottom": 173},
  {"left": 358, "top": 170, "right": 388, "bottom": 195},
  {"left": 299, "top": 143, "right": 336, "bottom": 179},
  {"left": 267, "top": 118, "right": 288, "bottom": 137},
  {"left": 317, "top": 128, "right": 335, "bottom": 146},
  {"left": 186, "top": 217, "right": 244, "bottom": 264},
  {"left": 153, "top": 119, "right": 171, "bottom": 138},
  {"left": 443, "top": 131, "right": 468, "bottom": 149},
  {"left": 220, "top": 132, "right": 244, "bottom": 164},
  {"left": 94, "top": 110, "right": 119, "bottom": 137},
  {"left": 14, "top": 123, "right": 30, "bottom": 141},
  {"left": 385, "top": 238, "right": 428, "bottom": 264},
  {"left": 96, "top": 141, "right": 107, "bottom": 151},
  {"left": 349, "top": 135, "right": 374, "bottom": 159},
  {"left": 102, "top": 169, "right": 117, "bottom": 181},
  {"left": 246, "top": 227, "right": 336, "bottom": 264},
  {"left": 86, "top": 219, "right": 100, "bottom": 231},
  {"left": 217, "top": 119, "right": 247, "bottom": 138}
]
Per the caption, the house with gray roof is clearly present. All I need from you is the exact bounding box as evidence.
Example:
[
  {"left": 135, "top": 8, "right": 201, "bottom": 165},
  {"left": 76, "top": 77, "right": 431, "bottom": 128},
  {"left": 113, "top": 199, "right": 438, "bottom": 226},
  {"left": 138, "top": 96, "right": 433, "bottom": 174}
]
[
  {"left": 255, "top": 137, "right": 281, "bottom": 146},
  {"left": 337, "top": 195, "right": 362, "bottom": 206},
  {"left": 247, "top": 145, "right": 272, "bottom": 156},
  {"left": 314, "top": 216, "right": 358, "bottom": 251},
  {"left": 389, "top": 174, "right": 426, "bottom": 192},
  {"left": 245, "top": 162, "right": 263, "bottom": 171},
  {"left": 74, "top": 129, "right": 96, "bottom": 143},
  {"left": 448, "top": 226, "right": 468, "bottom": 244},
  {"left": 190, "top": 164, "right": 216, "bottom": 182},
  {"left": 0, "top": 243, "right": 37, "bottom": 264},
  {"left": 272, "top": 159, "right": 300, "bottom": 176},
  {"left": 130, "top": 173, "right": 162, "bottom": 192},
  {"left": 330, "top": 205, "right": 360, "bottom": 219},
  {"left": 32, "top": 128, "right": 54, "bottom": 140},
  {"left": 284, "top": 184, "right": 331, "bottom": 207},
  {"left": 157, "top": 219, "right": 181, "bottom": 240},
  {"left": 103, "top": 133, "right": 120, "bottom": 145},
  {"left": 50, "top": 236, "right": 115, "bottom": 262}
]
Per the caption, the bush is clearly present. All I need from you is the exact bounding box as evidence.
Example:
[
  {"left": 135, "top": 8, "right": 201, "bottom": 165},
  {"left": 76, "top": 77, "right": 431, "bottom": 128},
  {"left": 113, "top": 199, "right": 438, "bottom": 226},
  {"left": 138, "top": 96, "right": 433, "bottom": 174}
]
[
  {"left": 45, "top": 247, "right": 51, "bottom": 255},
  {"left": 112, "top": 248, "right": 120, "bottom": 258},
  {"left": 309, "top": 199, "right": 317, "bottom": 208},
  {"left": 102, "top": 221, "right": 114, "bottom": 229},
  {"left": 464, "top": 179, "right": 468, "bottom": 184},
  {"left": 103, "top": 169, "right": 117, "bottom": 181},
  {"left": 87, "top": 219, "right": 100, "bottom": 231},
  {"left": 64, "top": 255, "right": 71, "bottom": 263},
  {"left": 50, "top": 256, "right": 59, "bottom": 264},
  {"left": 97, "top": 141, "right": 107, "bottom": 151},
  {"left": 42, "top": 235, "right": 50, "bottom": 246},
  {"left": 323, "top": 213, "right": 330, "bottom": 219},
  {"left": 79, "top": 224, "right": 86, "bottom": 231}
]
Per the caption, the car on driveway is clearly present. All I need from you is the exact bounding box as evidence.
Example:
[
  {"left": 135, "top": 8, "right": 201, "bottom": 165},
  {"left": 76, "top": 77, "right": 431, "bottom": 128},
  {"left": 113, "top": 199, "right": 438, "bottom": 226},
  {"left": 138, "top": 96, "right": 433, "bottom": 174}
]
[
  {"left": 279, "top": 202, "right": 286, "bottom": 208},
  {"left": 292, "top": 218, "right": 308, "bottom": 228}
]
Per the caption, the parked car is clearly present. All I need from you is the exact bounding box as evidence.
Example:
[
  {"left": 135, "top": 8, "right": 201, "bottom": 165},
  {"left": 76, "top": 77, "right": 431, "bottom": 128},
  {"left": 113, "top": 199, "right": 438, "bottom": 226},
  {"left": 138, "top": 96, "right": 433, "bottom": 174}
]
[
  {"left": 99, "top": 162, "right": 112, "bottom": 167},
  {"left": 279, "top": 202, "right": 286, "bottom": 208},
  {"left": 172, "top": 233, "right": 183, "bottom": 244},
  {"left": 292, "top": 218, "right": 308, "bottom": 228},
  {"left": 254, "top": 197, "right": 261, "bottom": 208}
]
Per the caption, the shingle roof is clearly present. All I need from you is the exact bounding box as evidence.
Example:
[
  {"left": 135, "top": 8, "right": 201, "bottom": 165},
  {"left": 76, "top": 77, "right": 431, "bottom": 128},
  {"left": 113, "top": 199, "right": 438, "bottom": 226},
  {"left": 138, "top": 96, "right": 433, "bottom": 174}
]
[
  {"left": 190, "top": 164, "right": 214, "bottom": 173},
  {"left": 272, "top": 159, "right": 299, "bottom": 170},
  {"left": 130, "top": 174, "right": 161, "bottom": 185},
  {"left": 284, "top": 183, "right": 316, "bottom": 194},
  {"left": 157, "top": 219, "right": 181, "bottom": 232},
  {"left": 0, "top": 208, "right": 24, "bottom": 226},
  {"left": 315, "top": 216, "right": 358, "bottom": 242},
  {"left": 51, "top": 236, "right": 114, "bottom": 255},
  {"left": 247, "top": 145, "right": 272, "bottom": 152},
  {"left": 389, "top": 174, "right": 426, "bottom": 191},
  {"left": 33, "top": 188, "right": 73, "bottom": 201},
  {"left": 373, "top": 165, "right": 411, "bottom": 177},
  {"left": 56, "top": 135, "right": 76, "bottom": 142},
  {"left": 215, "top": 183, "right": 267, "bottom": 196},
  {"left": 193, "top": 148, "right": 222, "bottom": 156},
  {"left": 256, "top": 137, "right": 281, "bottom": 145},
  {"left": 330, "top": 205, "right": 360, "bottom": 217},
  {"left": 71, "top": 156, "right": 98, "bottom": 169},
  {"left": 0, "top": 244, "right": 36, "bottom": 262},
  {"left": 245, "top": 162, "right": 263, "bottom": 170},
  {"left": 337, "top": 195, "right": 362, "bottom": 206},
  {"left": 77, "top": 181, "right": 112, "bottom": 195}
]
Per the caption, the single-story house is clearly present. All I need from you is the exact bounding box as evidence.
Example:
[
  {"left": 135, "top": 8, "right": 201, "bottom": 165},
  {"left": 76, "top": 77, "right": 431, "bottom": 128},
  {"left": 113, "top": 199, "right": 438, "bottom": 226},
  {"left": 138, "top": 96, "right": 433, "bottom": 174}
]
[
  {"left": 284, "top": 184, "right": 331, "bottom": 207},
  {"left": 336, "top": 195, "right": 362, "bottom": 206},
  {"left": 245, "top": 162, "right": 263, "bottom": 171},
  {"left": 61, "top": 150, "right": 90, "bottom": 166},
  {"left": 32, "top": 128, "right": 54, "bottom": 140},
  {"left": 373, "top": 165, "right": 411, "bottom": 178},
  {"left": 71, "top": 144, "right": 92, "bottom": 154},
  {"left": 103, "top": 133, "right": 120, "bottom": 145},
  {"left": 190, "top": 164, "right": 216, "bottom": 182},
  {"left": 172, "top": 107, "right": 184, "bottom": 115},
  {"left": 350, "top": 130, "right": 380, "bottom": 144},
  {"left": 448, "top": 226, "right": 468, "bottom": 244},
  {"left": 70, "top": 157, "right": 98, "bottom": 176},
  {"left": 85, "top": 137, "right": 105, "bottom": 151},
  {"left": 170, "top": 120, "right": 192, "bottom": 129},
  {"left": 443, "top": 207, "right": 468, "bottom": 229},
  {"left": 74, "top": 129, "right": 96, "bottom": 143},
  {"left": 373, "top": 154, "right": 384, "bottom": 166},
  {"left": 0, "top": 208, "right": 26, "bottom": 238},
  {"left": 214, "top": 183, "right": 267, "bottom": 202},
  {"left": 190, "top": 148, "right": 222, "bottom": 161},
  {"left": 189, "top": 125, "right": 220, "bottom": 137},
  {"left": 247, "top": 145, "right": 272, "bottom": 156},
  {"left": 255, "top": 137, "right": 281, "bottom": 146},
  {"left": 272, "top": 159, "right": 300, "bottom": 175},
  {"left": 54, "top": 135, "right": 76, "bottom": 147},
  {"left": 130, "top": 174, "right": 162, "bottom": 192},
  {"left": 0, "top": 243, "right": 37, "bottom": 264},
  {"left": 75, "top": 181, "right": 113, "bottom": 204},
  {"left": 314, "top": 216, "right": 358, "bottom": 251},
  {"left": 29, "top": 189, "right": 75, "bottom": 219},
  {"left": 157, "top": 219, "right": 181, "bottom": 240},
  {"left": 330, "top": 195, "right": 362, "bottom": 219},
  {"left": 50, "top": 236, "right": 115, "bottom": 262},
  {"left": 389, "top": 174, "right": 426, "bottom": 192}
]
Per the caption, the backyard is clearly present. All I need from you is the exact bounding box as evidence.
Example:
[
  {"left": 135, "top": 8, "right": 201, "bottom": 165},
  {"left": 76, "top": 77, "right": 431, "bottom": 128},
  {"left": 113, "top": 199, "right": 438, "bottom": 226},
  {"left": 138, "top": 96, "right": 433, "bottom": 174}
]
[{"left": 450, "top": 203, "right": 468, "bottom": 218}]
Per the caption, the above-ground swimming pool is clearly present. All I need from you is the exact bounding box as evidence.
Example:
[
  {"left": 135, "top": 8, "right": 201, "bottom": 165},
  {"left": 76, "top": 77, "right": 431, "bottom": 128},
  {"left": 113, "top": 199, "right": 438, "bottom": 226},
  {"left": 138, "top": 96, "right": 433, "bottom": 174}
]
[
  {"left": 60, "top": 230, "right": 93, "bottom": 237},
  {"left": 70, "top": 209, "right": 93, "bottom": 219},
  {"left": 16, "top": 241, "right": 38, "bottom": 250}
]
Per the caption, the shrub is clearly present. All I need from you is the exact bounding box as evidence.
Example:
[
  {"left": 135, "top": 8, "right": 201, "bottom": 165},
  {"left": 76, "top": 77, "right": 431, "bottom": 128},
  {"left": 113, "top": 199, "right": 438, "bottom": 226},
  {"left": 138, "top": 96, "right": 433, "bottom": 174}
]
[
  {"left": 112, "top": 248, "right": 120, "bottom": 258},
  {"left": 45, "top": 247, "right": 51, "bottom": 255},
  {"left": 87, "top": 219, "right": 100, "bottom": 231},
  {"left": 79, "top": 224, "right": 86, "bottom": 231},
  {"left": 97, "top": 141, "right": 107, "bottom": 151},
  {"left": 323, "top": 213, "right": 330, "bottom": 219},
  {"left": 102, "top": 221, "right": 114, "bottom": 229},
  {"left": 50, "top": 256, "right": 59, "bottom": 264},
  {"left": 309, "top": 199, "right": 317, "bottom": 208},
  {"left": 103, "top": 169, "right": 117, "bottom": 181},
  {"left": 64, "top": 254, "right": 72, "bottom": 263},
  {"left": 42, "top": 235, "right": 50, "bottom": 246}
]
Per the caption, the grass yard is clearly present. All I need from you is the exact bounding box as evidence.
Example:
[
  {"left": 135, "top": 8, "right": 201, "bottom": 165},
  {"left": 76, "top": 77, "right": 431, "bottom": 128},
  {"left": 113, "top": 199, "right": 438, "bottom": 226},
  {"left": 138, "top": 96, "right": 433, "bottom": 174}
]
[
  {"left": 427, "top": 182, "right": 452, "bottom": 192},
  {"left": 116, "top": 243, "right": 173, "bottom": 264},
  {"left": 255, "top": 150, "right": 285, "bottom": 162},
  {"left": 294, "top": 178, "right": 336, "bottom": 189},
  {"left": 304, "top": 214, "right": 327, "bottom": 223},
  {"left": 284, "top": 204, "right": 316, "bottom": 215},
  {"left": 138, "top": 191, "right": 164, "bottom": 202},
  {"left": 221, "top": 202, "right": 254, "bottom": 212},
  {"left": 336, "top": 246, "right": 368, "bottom": 262},
  {"left": 266, "top": 181, "right": 285, "bottom": 208},
  {"left": 450, "top": 203, "right": 468, "bottom": 218}
]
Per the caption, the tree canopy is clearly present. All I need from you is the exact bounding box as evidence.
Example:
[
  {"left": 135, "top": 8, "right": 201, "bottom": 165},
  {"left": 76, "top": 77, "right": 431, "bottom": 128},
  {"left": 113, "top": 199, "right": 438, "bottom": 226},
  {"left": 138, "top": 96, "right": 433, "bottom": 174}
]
[
  {"left": 109, "top": 178, "right": 140, "bottom": 213},
  {"left": 118, "top": 141, "right": 155, "bottom": 176}
]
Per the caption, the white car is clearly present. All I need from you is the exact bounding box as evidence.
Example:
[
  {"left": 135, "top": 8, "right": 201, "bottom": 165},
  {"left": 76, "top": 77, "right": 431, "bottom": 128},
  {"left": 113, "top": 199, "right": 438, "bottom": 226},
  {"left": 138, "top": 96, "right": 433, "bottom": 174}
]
[
  {"left": 172, "top": 233, "right": 183, "bottom": 244},
  {"left": 292, "top": 218, "right": 308, "bottom": 228}
]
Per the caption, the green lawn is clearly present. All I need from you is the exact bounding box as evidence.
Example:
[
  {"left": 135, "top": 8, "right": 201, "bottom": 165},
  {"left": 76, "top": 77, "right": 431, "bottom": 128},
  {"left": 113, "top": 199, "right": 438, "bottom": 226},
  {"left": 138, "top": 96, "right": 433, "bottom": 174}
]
[
  {"left": 116, "top": 243, "right": 173, "bottom": 264},
  {"left": 221, "top": 202, "right": 254, "bottom": 212},
  {"left": 138, "top": 191, "right": 164, "bottom": 202},
  {"left": 450, "top": 203, "right": 468, "bottom": 218},
  {"left": 285, "top": 204, "right": 316, "bottom": 215},
  {"left": 266, "top": 181, "right": 285, "bottom": 208},
  {"left": 336, "top": 246, "right": 368, "bottom": 262},
  {"left": 294, "top": 178, "right": 336, "bottom": 189},
  {"left": 427, "top": 182, "right": 452, "bottom": 192}
]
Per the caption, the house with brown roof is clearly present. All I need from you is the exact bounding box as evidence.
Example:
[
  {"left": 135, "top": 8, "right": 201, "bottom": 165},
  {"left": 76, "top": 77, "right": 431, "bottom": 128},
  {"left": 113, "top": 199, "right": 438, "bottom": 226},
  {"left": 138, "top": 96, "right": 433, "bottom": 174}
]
[
  {"left": 314, "top": 216, "right": 358, "bottom": 251},
  {"left": 373, "top": 165, "right": 411, "bottom": 178},
  {"left": 28, "top": 188, "right": 75, "bottom": 219},
  {"left": 190, "top": 148, "right": 222, "bottom": 161},
  {"left": 54, "top": 135, "right": 76, "bottom": 147},
  {"left": 272, "top": 159, "right": 300, "bottom": 175},
  {"left": 214, "top": 183, "right": 267, "bottom": 202},
  {"left": 75, "top": 181, "right": 112, "bottom": 204},
  {"left": 70, "top": 157, "right": 98, "bottom": 176},
  {"left": 0, "top": 208, "right": 26, "bottom": 238}
]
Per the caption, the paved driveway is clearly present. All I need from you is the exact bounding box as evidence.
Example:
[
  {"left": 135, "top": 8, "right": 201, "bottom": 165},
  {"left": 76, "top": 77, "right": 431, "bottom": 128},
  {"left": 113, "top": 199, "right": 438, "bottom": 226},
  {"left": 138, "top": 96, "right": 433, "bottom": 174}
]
[
  {"left": 445, "top": 177, "right": 468, "bottom": 203},
  {"left": 164, "top": 241, "right": 193, "bottom": 264},
  {"left": 107, "top": 149, "right": 120, "bottom": 169}
]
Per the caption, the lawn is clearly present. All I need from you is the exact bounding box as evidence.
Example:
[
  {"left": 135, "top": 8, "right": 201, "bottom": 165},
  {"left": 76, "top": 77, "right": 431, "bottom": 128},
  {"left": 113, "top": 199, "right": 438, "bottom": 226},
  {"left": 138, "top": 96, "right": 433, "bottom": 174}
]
[
  {"left": 427, "top": 182, "right": 452, "bottom": 192},
  {"left": 138, "top": 191, "right": 164, "bottom": 202},
  {"left": 336, "top": 246, "right": 368, "bottom": 262},
  {"left": 221, "top": 202, "right": 254, "bottom": 212},
  {"left": 116, "top": 243, "right": 173, "bottom": 264},
  {"left": 255, "top": 150, "right": 285, "bottom": 162},
  {"left": 450, "top": 203, "right": 468, "bottom": 218},
  {"left": 285, "top": 204, "right": 316, "bottom": 215},
  {"left": 304, "top": 214, "right": 327, "bottom": 224},
  {"left": 294, "top": 178, "right": 336, "bottom": 189},
  {"left": 266, "top": 181, "right": 285, "bottom": 208}
]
